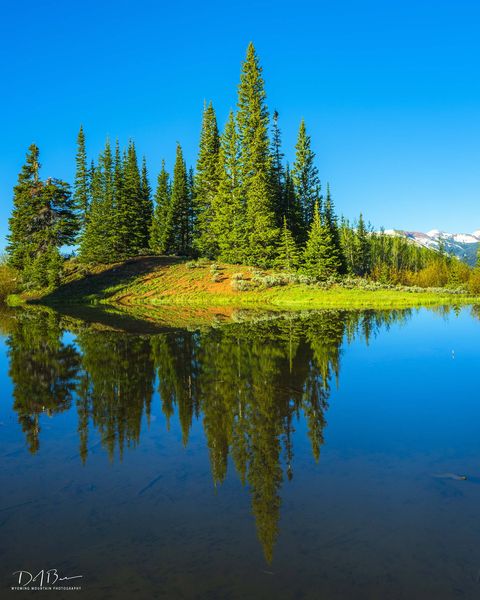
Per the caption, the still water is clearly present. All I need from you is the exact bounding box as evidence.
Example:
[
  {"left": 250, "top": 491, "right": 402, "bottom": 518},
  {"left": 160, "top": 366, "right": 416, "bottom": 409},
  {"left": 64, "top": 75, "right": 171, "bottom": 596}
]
[{"left": 1, "top": 305, "right": 480, "bottom": 599}]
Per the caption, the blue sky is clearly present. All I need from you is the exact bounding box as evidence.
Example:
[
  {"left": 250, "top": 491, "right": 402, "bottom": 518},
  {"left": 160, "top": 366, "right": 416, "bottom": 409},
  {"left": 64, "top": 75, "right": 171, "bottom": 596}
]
[{"left": 1, "top": 0, "right": 479, "bottom": 249}]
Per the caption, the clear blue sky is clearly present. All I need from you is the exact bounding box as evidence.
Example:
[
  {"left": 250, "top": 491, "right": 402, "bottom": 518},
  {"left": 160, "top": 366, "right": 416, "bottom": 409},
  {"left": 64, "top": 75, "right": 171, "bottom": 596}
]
[{"left": 1, "top": 0, "right": 479, "bottom": 249}]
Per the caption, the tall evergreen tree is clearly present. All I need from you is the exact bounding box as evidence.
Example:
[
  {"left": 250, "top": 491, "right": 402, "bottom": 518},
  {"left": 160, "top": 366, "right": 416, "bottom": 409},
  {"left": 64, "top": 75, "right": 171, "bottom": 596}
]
[
  {"left": 169, "top": 144, "right": 191, "bottom": 255},
  {"left": 323, "top": 183, "right": 346, "bottom": 274},
  {"left": 79, "top": 141, "right": 117, "bottom": 263},
  {"left": 194, "top": 101, "right": 221, "bottom": 258},
  {"left": 150, "top": 160, "right": 173, "bottom": 254},
  {"left": 353, "top": 213, "right": 371, "bottom": 276},
  {"left": 302, "top": 200, "right": 342, "bottom": 280},
  {"left": 211, "top": 111, "right": 245, "bottom": 263},
  {"left": 122, "top": 141, "right": 142, "bottom": 256},
  {"left": 74, "top": 125, "right": 89, "bottom": 229},
  {"left": 292, "top": 119, "right": 320, "bottom": 228},
  {"left": 237, "top": 42, "right": 279, "bottom": 266},
  {"left": 112, "top": 140, "right": 124, "bottom": 253},
  {"left": 270, "top": 110, "right": 285, "bottom": 225},
  {"left": 140, "top": 157, "right": 153, "bottom": 251},
  {"left": 7, "top": 144, "right": 43, "bottom": 270},
  {"left": 8, "top": 145, "right": 78, "bottom": 285},
  {"left": 284, "top": 164, "right": 305, "bottom": 244}
]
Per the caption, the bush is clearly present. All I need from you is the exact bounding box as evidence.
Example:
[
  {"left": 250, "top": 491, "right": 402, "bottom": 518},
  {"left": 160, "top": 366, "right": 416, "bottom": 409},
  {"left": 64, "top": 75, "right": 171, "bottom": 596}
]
[
  {"left": 468, "top": 269, "right": 480, "bottom": 294},
  {"left": 0, "top": 264, "right": 18, "bottom": 300},
  {"left": 211, "top": 273, "right": 222, "bottom": 283},
  {"left": 231, "top": 279, "right": 256, "bottom": 292},
  {"left": 405, "top": 262, "right": 450, "bottom": 288},
  {"left": 231, "top": 272, "right": 245, "bottom": 282}
]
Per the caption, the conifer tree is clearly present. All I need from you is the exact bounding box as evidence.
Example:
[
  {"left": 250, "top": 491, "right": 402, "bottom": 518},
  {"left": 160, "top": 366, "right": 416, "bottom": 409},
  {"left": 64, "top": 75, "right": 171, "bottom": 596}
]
[
  {"left": 169, "top": 143, "right": 191, "bottom": 255},
  {"left": 302, "top": 200, "right": 342, "bottom": 280},
  {"left": 211, "top": 111, "right": 245, "bottom": 263},
  {"left": 8, "top": 145, "right": 77, "bottom": 285},
  {"left": 74, "top": 125, "right": 89, "bottom": 229},
  {"left": 150, "top": 160, "right": 173, "bottom": 254},
  {"left": 292, "top": 119, "right": 320, "bottom": 227},
  {"left": 7, "top": 144, "right": 43, "bottom": 270},
  {"left": 140, "top": 157, "right": 153, "bottom": 251},
  {"left": 284, "top": 164, "right": 305, "bottom": 244},
  {"left": 41, "top": 176, "right": 78, "bottom": 248},
  {"left": 270, "top": 110, "right": 285, "bottom": 225},
  {"left": 323, "top": 183, "right": 346, "bottom": 273},
  {"left": 122, "top": 141, "right": 142, "bottom": 256},
  {"left": 188, "top": 165, "right": 195, "bottom": 238},
  {"left": 194, "top": 101, "right": 221, "bottom": 258},
  {"left": 274, "top": 217, "right": 300, "bottom": 271},
  {"left": 112, "top": 140, "right": 124, "bottom": 253},
  {"left": 353, "top": 213, "right": 371, "bottom": 276},
  {"left": 80, "top": 153, "right": 117, "bottom": 263},
  {"left": 237, "top": 42, "right": 279, "bottom": 266}
]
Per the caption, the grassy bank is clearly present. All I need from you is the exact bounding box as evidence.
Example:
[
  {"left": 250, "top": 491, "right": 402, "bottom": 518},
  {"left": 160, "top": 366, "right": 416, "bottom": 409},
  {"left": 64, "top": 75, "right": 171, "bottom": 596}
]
[{"left": 11, "top": 256, "right": 479, "bottom": 312}]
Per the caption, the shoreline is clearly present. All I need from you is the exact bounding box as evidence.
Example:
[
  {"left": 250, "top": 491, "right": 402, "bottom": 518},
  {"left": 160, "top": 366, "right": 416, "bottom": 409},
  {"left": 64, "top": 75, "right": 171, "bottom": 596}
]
[{"left": 7, "top": 257, "right": 480, "bottom": 313}]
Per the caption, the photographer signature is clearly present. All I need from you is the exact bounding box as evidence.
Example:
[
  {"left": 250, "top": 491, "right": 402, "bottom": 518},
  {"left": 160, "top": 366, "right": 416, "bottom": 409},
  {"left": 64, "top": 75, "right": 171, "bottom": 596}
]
[{"left": 13, "top": 569, "right": 83, "bottom": 587}]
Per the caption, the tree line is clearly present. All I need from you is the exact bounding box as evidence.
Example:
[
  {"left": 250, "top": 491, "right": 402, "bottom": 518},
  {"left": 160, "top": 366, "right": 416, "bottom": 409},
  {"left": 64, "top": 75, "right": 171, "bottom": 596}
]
[{"left": 7, "top": 43, "right": 464, "bottom": 289}]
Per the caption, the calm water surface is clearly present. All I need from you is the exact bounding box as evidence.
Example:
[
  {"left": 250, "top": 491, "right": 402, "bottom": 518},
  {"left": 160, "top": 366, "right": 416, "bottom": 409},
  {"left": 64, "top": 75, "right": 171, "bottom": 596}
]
[{"left": 1, "top": 306, "right": 480, "bottom": 599}]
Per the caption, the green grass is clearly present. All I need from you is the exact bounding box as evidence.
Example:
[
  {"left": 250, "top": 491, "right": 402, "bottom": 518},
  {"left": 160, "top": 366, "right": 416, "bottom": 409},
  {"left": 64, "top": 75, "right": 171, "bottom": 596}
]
[
  {"left": 112, "top": 285, "right": 480, "bottom": 310},
  {"left": 18, "top": 256, "right": 480, "bottom": 312}
]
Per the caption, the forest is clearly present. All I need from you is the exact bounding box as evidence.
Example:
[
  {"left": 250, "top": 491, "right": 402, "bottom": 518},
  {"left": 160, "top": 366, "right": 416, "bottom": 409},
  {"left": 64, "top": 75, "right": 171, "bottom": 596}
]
[{"left": 5, "top": 43, "right": 477, "bottom": 295}]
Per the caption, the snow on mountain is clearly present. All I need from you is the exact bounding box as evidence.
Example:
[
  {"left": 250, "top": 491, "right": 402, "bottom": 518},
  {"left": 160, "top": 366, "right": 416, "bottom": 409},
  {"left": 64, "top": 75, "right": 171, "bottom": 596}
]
[
  {"left": 383, "top": 229, "right": 480, "bottom": 265},
  {"left": 452, "top": 233, "right": 479, "bottom": 244}
]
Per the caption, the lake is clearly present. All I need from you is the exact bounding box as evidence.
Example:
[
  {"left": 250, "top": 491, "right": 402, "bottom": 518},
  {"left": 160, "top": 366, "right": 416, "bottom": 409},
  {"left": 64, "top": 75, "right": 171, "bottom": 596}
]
[{"left": 1, "top": 305, "right": 480, "bottom": 599}]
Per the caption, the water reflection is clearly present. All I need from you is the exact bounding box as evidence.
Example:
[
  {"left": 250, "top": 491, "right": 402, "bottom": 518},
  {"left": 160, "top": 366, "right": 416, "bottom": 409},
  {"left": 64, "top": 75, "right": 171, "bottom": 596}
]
[{"left": 5, "top": 307, "right": 415, "bottom": 561}]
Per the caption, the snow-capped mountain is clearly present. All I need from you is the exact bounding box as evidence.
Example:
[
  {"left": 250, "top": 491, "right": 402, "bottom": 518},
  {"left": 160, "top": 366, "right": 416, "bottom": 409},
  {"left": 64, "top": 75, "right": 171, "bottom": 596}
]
[{"left": 383, "top": 229, "right": 480, "bottom": 265}]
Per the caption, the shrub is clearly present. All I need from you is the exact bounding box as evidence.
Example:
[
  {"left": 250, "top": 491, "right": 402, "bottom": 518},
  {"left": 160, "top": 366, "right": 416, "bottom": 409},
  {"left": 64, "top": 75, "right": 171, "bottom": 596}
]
[
  {"left": 231, "top": 272, "right": 245, "bottom": 282},
  {"left": 231, "top": 279, "right": 256, "bottom": 292},
  {"left": 406, "top": 262, "right": 450, "bottom": 288},
  {"left": 0, "top": 264, "right": 18, "bottom": 300},
  {"left": 211, "top": 273, "right": 222, "bottom": 283},
  {"left": 468, "top": 269, "right": 480, "bottom": 294}
]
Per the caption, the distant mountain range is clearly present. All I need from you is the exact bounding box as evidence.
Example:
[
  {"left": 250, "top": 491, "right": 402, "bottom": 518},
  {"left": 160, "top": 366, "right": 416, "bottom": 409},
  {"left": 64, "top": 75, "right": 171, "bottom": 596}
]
[{"left": 383, "top": 229, "right": 480, "bottom": 265}]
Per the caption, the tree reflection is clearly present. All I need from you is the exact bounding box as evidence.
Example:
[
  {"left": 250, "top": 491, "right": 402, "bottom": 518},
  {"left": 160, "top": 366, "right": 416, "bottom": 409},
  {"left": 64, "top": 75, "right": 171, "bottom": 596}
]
[
  {"left": 6, "top": 307, "right": 410, "bottom": 561},
  {"left": 6, "top": 309, "right": 80, "bottom": 453}
]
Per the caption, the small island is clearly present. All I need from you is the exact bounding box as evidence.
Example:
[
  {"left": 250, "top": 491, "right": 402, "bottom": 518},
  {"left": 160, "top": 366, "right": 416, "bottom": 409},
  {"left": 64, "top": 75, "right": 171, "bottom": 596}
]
[{"left": 3, "top": 44, "right": 480, "bottom": 316}]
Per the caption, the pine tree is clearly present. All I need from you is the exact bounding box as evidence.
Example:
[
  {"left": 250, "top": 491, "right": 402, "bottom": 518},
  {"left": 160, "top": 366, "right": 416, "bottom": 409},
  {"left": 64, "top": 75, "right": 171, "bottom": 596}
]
[
  {"left": 79, "top": 146, "right": 117, "bottom": 263},
  {"left": 284, "top": 164, "right": 305, "bottom": 244},
  {"left": 7, "top": 144, "right": 43, "bottom": 269},
  {"left": 169, "top": 143, "right": 191, "bottom": 255},
  {"left": 112, "top": 140, "right": 124, "bottom": 254},
  {"left": 211, "top": 111, "right": 245, "bottom": 263},
  {"left": 7, "top": 145, "right": 77, "bottom": 285},
  {"left": 302, "top": 200, "right": 342, "bottom": 280},
  {"left": 150, "top": 160, "right": 173, "bottom": 254},
  {"left": 41, "top": 176, "right": 78, "bottom": 248},
  {"left": 237, "top": 42, "right": 279, "bottom": 266},
  {"left": 74, "top": 125, "right": 89, "bottom": 230},
  {"left": 140, "top": 157, "right": 153, "bottom": 251},
  {"left": 353, "top": 213, "right": 371, "bottom": 276},
  {"left": 194, "top": 101, "right": 221, "bottom": 258},
  {"left": 270, "top": 110, "right": 285, "bottom": 225},
  {"left": 292, "top": 119, "right": 320, "bottom": 228},
  {"left": 274, "top": 217, "right": 300, "bottom": 271},
  {"left": 323, "top": 183, "right": 346, "bottom": 273},
  {"left": 122, "top": 141, "right": 142, "bottom": 256}
]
